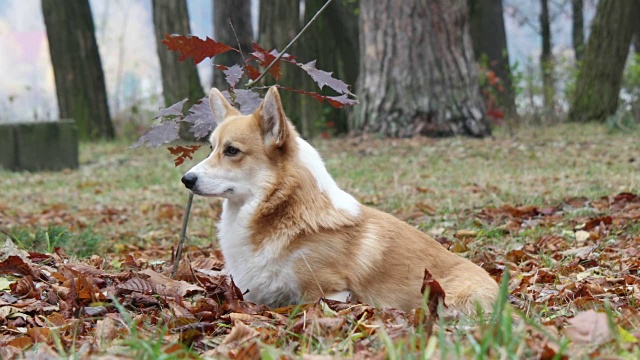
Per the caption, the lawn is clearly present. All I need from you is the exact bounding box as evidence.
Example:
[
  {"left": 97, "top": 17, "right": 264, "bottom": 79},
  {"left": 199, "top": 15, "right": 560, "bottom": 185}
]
[{"left": 0, "top": 123, "right": 639, "bottom": 358}]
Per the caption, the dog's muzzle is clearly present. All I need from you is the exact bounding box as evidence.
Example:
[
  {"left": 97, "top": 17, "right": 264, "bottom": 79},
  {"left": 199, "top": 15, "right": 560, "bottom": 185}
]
[{"left": 181, "top": 173, "right": 198, "bottom": 190}]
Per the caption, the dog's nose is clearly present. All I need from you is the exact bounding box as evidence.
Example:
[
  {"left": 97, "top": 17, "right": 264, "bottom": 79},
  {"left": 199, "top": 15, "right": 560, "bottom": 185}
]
[{"left": 181, "top": 173, "right": 198, "bottom": 189}]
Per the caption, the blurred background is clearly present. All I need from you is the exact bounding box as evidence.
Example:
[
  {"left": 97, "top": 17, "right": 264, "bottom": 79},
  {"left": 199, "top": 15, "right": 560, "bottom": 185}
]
[{"left": 1, "top": 0, "right": 638, "bottom": 140}]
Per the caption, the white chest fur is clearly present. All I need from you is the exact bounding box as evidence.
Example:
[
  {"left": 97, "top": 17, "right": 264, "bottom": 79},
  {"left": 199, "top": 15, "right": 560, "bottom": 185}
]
[{"left": 217, "top": 200, "right": 302, "bottom": 308}]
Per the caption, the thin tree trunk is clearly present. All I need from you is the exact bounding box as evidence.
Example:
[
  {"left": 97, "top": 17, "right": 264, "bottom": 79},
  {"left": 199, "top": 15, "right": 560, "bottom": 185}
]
[
  {"left": 152, "top": 0, "right": 204, "bottom": 139},
  {"left": 258, "top": 0, "right": 299, "bottom": 50},
  {"left": 355, "top": 0, "right": 490, "bottom": 138},
  {"left": 295, "top": 0, "right": 359, "bottom": 137},
  {"left": 468, "top": 0, "right": 516, "bottom": 117},
  {"left": 572, "top": 0, "right": 585, "bottom": 62},
  {"left": 213, "top": 0, "right": 253, "bottom": 89},
  {"left": 258, "top": 0, "right": 302, "bottom": 133},
  {"left": 569, "top": 0, "right": 639, "bottom": 122},
  {"left": 633, "top": 6, "right": 640, "bottom": 54},
  {"left": 540, "top": 0, "right": 555, "bottom": 112},
  {"left": 42, "top": 0, "right": 114, "bottom": 140}
]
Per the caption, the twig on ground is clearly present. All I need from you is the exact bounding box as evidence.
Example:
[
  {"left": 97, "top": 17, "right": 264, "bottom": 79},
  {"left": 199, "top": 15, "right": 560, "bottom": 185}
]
[{"left": 171, "top": 192, "right": 194, "bottom": 279}]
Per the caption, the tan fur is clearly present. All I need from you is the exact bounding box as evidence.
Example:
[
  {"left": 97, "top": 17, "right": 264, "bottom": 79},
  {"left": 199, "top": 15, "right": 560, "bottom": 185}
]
[{"left": 198, "top": 88, "right": 499, "bottom": 314}]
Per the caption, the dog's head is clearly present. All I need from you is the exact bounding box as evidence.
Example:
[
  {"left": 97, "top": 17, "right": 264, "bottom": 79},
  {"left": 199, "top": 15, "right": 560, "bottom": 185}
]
[{"left": 181, "top": 87, "right": 295, "bottom": 202}]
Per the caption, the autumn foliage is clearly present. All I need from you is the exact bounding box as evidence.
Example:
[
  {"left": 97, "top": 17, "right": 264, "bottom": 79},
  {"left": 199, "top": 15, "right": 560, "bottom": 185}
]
[
  {"left": 133, "top": 34, "right": 359, "bottom": 166},
  {"left": 1, "top": 192, "right": 639, "bottom": 357}
]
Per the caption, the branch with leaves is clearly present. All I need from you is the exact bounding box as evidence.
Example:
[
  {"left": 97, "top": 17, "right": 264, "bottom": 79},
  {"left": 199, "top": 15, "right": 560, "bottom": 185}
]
[{"left": 131, "top": 0, "right": 356, "bottom": 167}]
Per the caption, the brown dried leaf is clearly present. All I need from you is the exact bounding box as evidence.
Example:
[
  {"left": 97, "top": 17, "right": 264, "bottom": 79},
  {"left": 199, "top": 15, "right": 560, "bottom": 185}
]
[
  {"left": 420, "top": 269, "right": 446, "bottom": 338},
  {"left": 7, "top": 336, "right": 33, "bottom": 349},
  {"left": 139, "top": 268, "right": 203, "bottom": 297},
  {"left": 563, "top": 310, "right": 611, "bottom": 345},
  {"left": 95, "top": 316, "right": 119, "bottom": 342},
  {"left": 117, "top": 277, "right": 156, "bottom": 295},
  {"left": 222, "top": 320, "right": 259, "bottom": 345}
]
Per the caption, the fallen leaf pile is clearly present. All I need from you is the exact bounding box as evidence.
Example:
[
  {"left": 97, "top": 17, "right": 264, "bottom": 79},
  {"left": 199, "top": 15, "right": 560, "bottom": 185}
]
[{"left": 0, "top": 193, "right": 639, "bottom": 358}]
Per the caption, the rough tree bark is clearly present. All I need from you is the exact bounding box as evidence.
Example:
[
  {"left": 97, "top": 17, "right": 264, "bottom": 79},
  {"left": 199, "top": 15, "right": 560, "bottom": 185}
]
[
  {"left": 569, "top": 0, "right": 639, "bottom": 122},
  {"left": 572, "top": 0, "right": 585, "bottom": 62},
  {"left": 295, "top": 0, "right": 359, "bottom": 136},
  {"left": 355, "top": 0, "right": 490, "bottom": 138},
  {"left": 152, "top": 0, "right": 204, "bottom": 139},
  {"left": 213, "top": 0, "right": 253, "bottom": 89},
  {"left": 468, "top": 0, "right": 516, "bottom": 116},
  {"left": 258, "top": 0, "right": 299, "bottom": 50},
  {"left": 540, "top": 0, "right": 555, "bottom": 112},
  {"left": 41, "top": 0, "right": 114, "bottom": 140}
]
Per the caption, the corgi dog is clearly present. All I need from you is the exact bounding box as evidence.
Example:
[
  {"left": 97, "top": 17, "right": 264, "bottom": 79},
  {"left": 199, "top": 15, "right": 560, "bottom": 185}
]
[{"left": 181, "top": 87, "right": 498, "bottom": 314}]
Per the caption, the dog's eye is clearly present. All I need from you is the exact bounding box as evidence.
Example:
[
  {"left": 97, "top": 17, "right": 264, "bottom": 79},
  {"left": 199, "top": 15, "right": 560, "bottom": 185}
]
[{"left": 224, "top": 145, "right": 239, "bottom": 156}]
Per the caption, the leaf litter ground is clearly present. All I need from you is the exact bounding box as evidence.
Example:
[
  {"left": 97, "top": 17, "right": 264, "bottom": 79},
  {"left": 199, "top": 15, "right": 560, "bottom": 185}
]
[{"left": 0, "top": 124, "right": 639, "bottom": 358}]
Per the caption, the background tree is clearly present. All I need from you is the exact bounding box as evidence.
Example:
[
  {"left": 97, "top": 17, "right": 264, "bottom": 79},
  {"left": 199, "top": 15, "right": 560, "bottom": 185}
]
[
  {"left": 213, "top": 0, "right": 253, "bottom": 89},
  {"left": 569, "top": 0, "right": 639, "bottom": 122},
  {"left": 635, "top": 21, "right": 640, "bottom": 54},
  {"left": 354, "top": 0, "right": 490, "bottom": 137},
  {"left": 257, "top": 0, "right": 303, "bottom": 133},
  {"left": 469, "top": 0, "right": 516, "bottom": 116},
  {"left": 572, "top": 0, "right": 585, "bottom": 62},
  {"left": 41, "top": 0, "right": 114, "bottom": 140},
  {"left": 633, "top": 4, "right": 640, "bottom": 54},
  {"left": 540, "top": 0, "right": 554, "bottom": 112},
  {"left": 152, "top": 0, "right": 204, "bottom": 139},
  {"left": 294, "top": 0, "right": 359, "bottom": 137}
]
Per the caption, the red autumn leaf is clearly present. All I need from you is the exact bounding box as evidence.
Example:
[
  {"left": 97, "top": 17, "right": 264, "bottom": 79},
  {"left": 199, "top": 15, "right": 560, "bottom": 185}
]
[
  {"left": 0, "top": 256, "right": 44, "bottom": 280},
  {"left": 421, "top": 269, "right": 446, "bottom": 311},
  {"left": 250, "top": 43, "right": 296, "bottom": 81},
  {"left": 168, "top": 145, "right": 202, "bottom": 167},
  {"left": 486, "top": 70, "right": 500, "bottom": 86},
  {"left": 487, "top": 108, "right": 504, "bottom": 120},
  {"left": 583, "top": 216, "right": 613, "bottom": 231},
  {"left": 246, "top": 64, "right": 261, "bottom": 80},
  {"left": 420, "top": 269, "right": 446, "bottom": 338},
  {"left": 161, "top": 33, "right": 236, "bottom": 65}
]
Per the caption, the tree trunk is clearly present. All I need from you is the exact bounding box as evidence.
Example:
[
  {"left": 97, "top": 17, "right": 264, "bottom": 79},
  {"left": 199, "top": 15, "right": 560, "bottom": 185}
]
[
  {"left": 152, "top": 0, "right": 204, "bottom": 139},
  {"left": 633, "top": 5, "right": 640, "bottom": 54},
  {"left": 468, "top": 0, "right": 516, "bottom": 117},
  {"left": 258, "top": 1, "right": 299, "bottom": 51},
  {"left": 354, "top": 0, "right": 490, "bottom": 138},
  {"left": 41, "top": 0, "right": 114, "bottom": 140},
  {"left": 213, "top": 0, "right": 253, "bottom": 89},
  {"left": 540, "top": 0, "right": 555, "bottom": 112},
  {"left": 572, "top": 0, "right": 585, "bottom": 62},
  {"left": 294, "top": 0, "right": 359, "bottom": 137},
  {"left": 569, "top": 0, "right": 639, "bottom": 122},
  {"left": 257, "top": 0, "right": 302, "bottom": 132}
]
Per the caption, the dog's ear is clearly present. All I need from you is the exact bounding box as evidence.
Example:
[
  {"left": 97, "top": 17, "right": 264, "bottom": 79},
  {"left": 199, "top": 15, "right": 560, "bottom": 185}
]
[
  {"left": 257, "top": 87, "right": 289, "bottom": 147},
  {"left": 209, "top": 88, "right": 240, "bottom": 125}
]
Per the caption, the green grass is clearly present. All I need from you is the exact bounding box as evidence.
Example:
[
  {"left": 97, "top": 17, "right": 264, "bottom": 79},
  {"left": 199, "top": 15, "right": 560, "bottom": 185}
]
[
  {"left": 6, "top": 225, "right": 103, "bottom": 257},
  {"left": 1, "top": 123, "right": 638, "bottom": 249}
]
